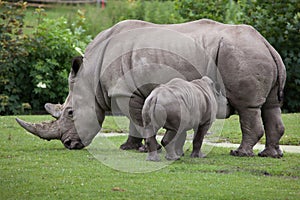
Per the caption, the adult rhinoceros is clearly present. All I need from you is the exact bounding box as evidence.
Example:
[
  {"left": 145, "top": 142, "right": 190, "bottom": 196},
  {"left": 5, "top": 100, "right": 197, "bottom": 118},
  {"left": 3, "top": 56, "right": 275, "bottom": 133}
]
[{"left": 16, "top": 19, "right": 286, "bottom": 158}]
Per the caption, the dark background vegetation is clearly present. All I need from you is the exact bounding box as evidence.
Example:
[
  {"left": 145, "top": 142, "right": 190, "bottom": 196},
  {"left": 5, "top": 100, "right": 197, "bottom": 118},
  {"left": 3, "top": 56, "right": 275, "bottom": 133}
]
[{"left": 0, "top": 0, "right": 299, "bottom": 115}]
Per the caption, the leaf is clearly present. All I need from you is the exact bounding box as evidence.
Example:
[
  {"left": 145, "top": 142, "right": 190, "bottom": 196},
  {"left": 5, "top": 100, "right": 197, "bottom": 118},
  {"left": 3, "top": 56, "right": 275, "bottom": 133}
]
[{"left": 111, "top": 187, "right": 126, "bottom": 192}]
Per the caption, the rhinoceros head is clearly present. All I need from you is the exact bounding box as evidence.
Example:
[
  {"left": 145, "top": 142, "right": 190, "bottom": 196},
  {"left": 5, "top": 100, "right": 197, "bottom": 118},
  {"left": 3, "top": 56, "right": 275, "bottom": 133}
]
[
  {"left": 16, "top": 56, "right": 102, "bottom": 149},
  {"left": 16, "top": 98, "right": 84, "bottom": 150}
]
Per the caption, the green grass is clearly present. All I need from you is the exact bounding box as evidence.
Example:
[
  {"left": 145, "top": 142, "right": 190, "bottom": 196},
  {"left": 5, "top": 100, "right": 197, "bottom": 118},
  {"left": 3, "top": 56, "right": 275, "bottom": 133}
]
[
  {"left": 0, "top": 114, "right": 300, "bottom": 199},
  {"left": 101, "top": 113, "right": 300, "bottom": 145},
  {"left": 219, "top": 113, "right": 300, "bottom": 145}
]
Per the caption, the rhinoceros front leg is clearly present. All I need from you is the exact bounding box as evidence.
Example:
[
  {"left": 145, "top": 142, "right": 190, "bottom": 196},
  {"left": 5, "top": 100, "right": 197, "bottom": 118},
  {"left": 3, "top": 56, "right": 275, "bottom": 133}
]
[
  {"left": 230, "top": 108, "right": 264, "bottom": 157},
  {"left": 259, "top": 107, "right": 284, "bottom": 158},
  {"left": 120, "top": 121, "right": 143, "bottom": 150}
]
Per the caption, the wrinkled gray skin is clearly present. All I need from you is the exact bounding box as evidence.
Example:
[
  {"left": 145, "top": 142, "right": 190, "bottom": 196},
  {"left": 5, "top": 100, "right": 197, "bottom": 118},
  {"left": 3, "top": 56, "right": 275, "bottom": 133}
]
[
  {"left": 16, "top": 19, "right": 286, "bottom": 158},
  {"left": 143, "top": 77, "right": 228, "bottom": 161}
]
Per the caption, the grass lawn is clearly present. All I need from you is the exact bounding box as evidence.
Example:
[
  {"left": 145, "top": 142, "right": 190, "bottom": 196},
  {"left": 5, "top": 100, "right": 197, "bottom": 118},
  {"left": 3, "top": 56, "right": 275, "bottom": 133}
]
[
  {"left": 0, "top": 114, "right": 299, "bottom": 199},
  {"left": 220, "top": 113, "right": 300, "bottom": 145},
  {"left": 100, "top": 113, "right": 300, "bottom": 145}
]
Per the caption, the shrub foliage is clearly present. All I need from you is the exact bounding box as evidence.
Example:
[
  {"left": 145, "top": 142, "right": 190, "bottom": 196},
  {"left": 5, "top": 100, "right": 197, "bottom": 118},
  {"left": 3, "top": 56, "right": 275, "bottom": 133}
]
[
  {"left": 0, "top": 0, "right": 299, "bottom": 114},
  {"left": 0, "top": 1, "right": 33, "bottom": 114},
  {"left": 175, "top": 0, "right": 300, "bottom": 112},
  {"left": 0, "top": 2, "right": 91, "bottom": 114}
]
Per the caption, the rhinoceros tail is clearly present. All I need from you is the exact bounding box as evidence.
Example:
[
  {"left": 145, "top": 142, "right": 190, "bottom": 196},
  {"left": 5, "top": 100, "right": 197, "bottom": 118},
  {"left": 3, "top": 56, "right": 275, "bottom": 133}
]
[
  {"left": 142, "top": 95, "right": 167, "bottom": 129},
  {"left": 142, "top": 95, "right": 157, "bottom": 128},
  {"left": 264, "top": 39, "right": 286, "bottom": 102},
  {"left": 142, "top": 95, "right": 160, "bottom": 128}
]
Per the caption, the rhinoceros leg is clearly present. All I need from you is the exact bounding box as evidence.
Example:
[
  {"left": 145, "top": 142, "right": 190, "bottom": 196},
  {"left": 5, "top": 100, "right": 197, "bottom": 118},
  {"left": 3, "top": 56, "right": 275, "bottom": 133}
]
[
  {"left": 230, "top": 108, "right": 264, "bottom": 157},
  {"left": 190, "top": 124, "right": 208, "bottom": 158},
  {"left": 120, "top": 121, "right": 143, "bottom": 150},
  {"left": 144, "top": 128, "right": 160, "bottom": 161},
  {"left": 259, "top": 107, "right": 284, "bottom": 158},
  {"left": 175, "top": 131, "right": 187, "bottom": 157},
  {"left": 161, "top": 129, "right": 180, "bottom": 160},
  {"left": 161, "top": 130, "right": 181, "bottom": 160}
]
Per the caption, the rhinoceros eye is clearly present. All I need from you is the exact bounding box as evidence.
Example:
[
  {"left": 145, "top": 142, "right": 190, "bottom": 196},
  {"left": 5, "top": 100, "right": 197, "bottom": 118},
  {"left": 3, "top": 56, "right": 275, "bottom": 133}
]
[{"left": 68, "top": 110, "right": 73, "bottom": 117}]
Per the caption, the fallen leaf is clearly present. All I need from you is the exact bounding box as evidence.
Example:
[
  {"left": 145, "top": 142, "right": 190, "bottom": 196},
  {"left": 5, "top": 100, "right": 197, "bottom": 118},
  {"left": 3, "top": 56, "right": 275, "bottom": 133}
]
[{"left": 112, "top": 187, "right": 125, "bottom": 192}]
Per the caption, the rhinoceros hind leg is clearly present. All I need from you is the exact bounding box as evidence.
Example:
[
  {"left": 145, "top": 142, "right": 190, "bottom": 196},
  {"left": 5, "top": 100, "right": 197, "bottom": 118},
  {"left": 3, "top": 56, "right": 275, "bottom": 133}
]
[
  {"left": 190, "top": 124, "right": 209, "bottom": 158},
  {"left": 165, "top": 141, "right": 181, "bottom": 160},
  {"left": 259, "top": 106, "right": 284, "bottom": 158},
  {"left": 230, "top": 108, "right": 264, "bottom": 157},
  {"left": 144, "top": 128, "right": 161, "bottom": 161},
  {"left": 230, "top": 148, "right": 254, "bottom": 157},
  {"left": 161, "top": 130, "right": 181, "bottom": 160},
  {"left": 165, "top": 142, "right": 181, "bottom": 160},
  {"left": 258, "top": 147, "right": 283, "bottom": 158},
  {"left": 175, "top": 131, "right": 187, "bottom": 157}
]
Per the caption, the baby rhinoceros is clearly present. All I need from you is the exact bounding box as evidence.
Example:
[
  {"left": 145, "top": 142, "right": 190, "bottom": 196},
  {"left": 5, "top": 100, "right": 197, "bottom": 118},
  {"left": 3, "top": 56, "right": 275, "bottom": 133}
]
[{"left": 142, "top": 76, "right": 229, "bottom": 161}]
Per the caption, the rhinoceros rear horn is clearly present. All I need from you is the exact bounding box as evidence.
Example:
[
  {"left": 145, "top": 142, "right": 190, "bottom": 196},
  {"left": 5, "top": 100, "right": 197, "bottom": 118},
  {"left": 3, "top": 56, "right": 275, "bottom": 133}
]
[
  {"left": 44, "top": 103, "right": 62, "bottom": 119},
  {"left": 16, "top": 118, "right": 61, "bottom": 141}
]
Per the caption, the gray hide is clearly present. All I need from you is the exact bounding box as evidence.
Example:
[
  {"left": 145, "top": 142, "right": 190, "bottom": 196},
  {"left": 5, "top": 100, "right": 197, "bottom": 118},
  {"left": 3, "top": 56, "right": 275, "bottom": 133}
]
[
  {"left": 16, "top": 19, "right": 286, "bottom": 158},
  {"left": 142, "top": 77, "right": 224, "bottom": 161}
]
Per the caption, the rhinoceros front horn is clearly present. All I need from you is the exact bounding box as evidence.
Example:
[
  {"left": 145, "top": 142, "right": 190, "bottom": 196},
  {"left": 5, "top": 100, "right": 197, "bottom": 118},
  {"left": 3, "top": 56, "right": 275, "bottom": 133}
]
[{"left": 16, "top": 118, "right": 61, "bottom": 141}]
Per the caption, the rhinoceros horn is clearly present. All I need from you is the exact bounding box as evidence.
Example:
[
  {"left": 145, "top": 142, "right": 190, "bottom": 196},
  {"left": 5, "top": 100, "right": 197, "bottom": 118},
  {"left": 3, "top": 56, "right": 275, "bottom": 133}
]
[
  {"left": 15, "top": 118, "right": 61, "bottom": 141},
  {"left": 44, "top": 103, "right": 62, "bottom": 119}
]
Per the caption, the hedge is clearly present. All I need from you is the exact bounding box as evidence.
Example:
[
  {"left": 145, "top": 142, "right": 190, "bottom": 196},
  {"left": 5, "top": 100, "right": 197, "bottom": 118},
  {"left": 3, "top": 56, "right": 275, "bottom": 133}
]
[{"left": 0, "top": 0, "right": 299, "bottom": 114}]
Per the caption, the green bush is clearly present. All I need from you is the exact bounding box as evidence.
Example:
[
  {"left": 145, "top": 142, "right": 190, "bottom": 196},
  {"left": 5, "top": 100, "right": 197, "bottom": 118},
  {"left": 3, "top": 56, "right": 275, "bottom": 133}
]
[
  {"left": 101, "top": 0, "right": 183, "bottom": 26},
  {"left": 174, "top": 0, "right": 226, "bottom": 22},
  {"left": 0, "top": 1, "right": 30, "bottom": 114},
  {"left": 0, "top": 2, "right": 91, "bottom": 115},
  {"left": 1, "top": 0, "right": 182, "bottom": 115},
  {"left": 1, "top": 1, "right": 298, "bottom": 114},
  {"left": 143, "top": 0, "right": 184, "bottom": 24},
  {"left": 243, "top": 0, "right": 300, "bottom": 112},
  {"left": 27, "top": 9, "right": 91, "bottom": 111}
]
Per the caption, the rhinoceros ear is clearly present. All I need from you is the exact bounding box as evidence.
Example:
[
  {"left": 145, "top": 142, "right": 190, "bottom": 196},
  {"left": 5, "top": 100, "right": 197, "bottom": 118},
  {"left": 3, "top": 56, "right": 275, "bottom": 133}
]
[{"left": 71, "top": 56, "right": 83, "bottom": 76}]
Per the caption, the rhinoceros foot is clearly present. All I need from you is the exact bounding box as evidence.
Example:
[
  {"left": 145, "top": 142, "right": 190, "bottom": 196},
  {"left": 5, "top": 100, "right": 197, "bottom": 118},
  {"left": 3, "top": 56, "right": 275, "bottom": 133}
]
[
  {"left": 138, "top": 145, "right": 148, "bottom": 152},
  {"left": 258, "top": 147, "right": 283, "bottom": 158},
  {"left": 120, "top": 136, "right": 143, "bottom": 150},
  {"left": 139, "top": 143, "right": 162, "bottom": 153},
  {"left": 176, "top": 150, "right": 184, "bottom": 157},
  {"left": 230, "top": 148, "right": 255, "bottom": 157},
  {"left": 147, "top": 153, "right": 161, "bottom": 162},
  {"left": 120, "top": 142, "right": 142, "bottom": 150},
  {"left": 165, "top": 154, "right": 181, "bottom": 161},
  {"left": 190, "top": 152, "right": 206, "bottom": 158}
]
